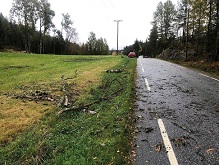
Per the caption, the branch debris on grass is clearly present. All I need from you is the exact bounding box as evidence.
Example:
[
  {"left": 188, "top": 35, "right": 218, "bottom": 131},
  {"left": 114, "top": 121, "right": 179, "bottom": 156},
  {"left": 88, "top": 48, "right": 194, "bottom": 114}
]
[
  {"left": 6, "top": 68, "right": 126, "bottom": 117},
  {"left": 57, "top": 76, "right": 125, "bottom": 115}
]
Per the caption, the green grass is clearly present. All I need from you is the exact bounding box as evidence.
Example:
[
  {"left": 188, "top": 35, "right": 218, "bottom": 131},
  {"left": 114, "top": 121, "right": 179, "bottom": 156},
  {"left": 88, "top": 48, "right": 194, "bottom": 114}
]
[
  {"left": 0, "top": 53, "right": 113, "bottom": 91},
  {"left": 0, "top": 53, "right": 137, "bottom": 164}
]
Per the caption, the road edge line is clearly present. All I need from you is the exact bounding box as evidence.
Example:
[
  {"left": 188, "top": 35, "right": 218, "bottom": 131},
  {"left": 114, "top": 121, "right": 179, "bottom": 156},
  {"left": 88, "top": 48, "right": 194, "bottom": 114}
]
[{"left": 199, "top": 73, "right": 219, "bottom": 82}]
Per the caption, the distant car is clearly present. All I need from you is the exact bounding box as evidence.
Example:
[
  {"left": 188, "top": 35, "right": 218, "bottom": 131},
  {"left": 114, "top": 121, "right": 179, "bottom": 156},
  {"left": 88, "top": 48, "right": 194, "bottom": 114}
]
[
  {"left": 128, "top": 52, "right": 136, "bottom": 58},
  {"left": 143, "top": 54, "right": 148, "bottom": 58}
]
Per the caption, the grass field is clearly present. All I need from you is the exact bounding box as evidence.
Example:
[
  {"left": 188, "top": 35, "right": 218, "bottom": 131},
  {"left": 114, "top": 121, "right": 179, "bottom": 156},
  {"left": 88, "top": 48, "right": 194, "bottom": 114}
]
[{"left": 0, "top": 52, "right": 137, "bottom": 164}]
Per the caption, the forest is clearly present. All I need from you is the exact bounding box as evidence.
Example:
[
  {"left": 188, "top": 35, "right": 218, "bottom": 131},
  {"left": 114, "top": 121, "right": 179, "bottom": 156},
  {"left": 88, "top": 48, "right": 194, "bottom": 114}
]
[
  {"left": 124, "top": 0, "right": 219, "bottom": 62},
  {"left": 0, "top": 0, "right": 109, "bottom": 55},
  {"left": 1, "top": 0, "right": 219, "bottom": 61}
]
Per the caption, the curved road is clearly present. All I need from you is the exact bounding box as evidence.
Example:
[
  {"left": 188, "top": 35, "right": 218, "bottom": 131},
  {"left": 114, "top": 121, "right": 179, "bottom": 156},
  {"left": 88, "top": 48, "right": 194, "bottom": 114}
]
[{"left": 134, "top": 57, "right": 219, "bottom": 165}]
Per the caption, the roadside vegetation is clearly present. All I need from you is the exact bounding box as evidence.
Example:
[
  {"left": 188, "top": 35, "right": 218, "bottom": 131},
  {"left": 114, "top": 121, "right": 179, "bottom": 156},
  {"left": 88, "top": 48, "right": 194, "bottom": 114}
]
[
  {"left": 172, "top": 60, "right": 219, "bottom": 78},
  {"left": 0, "top": 52, "right": 136, "bottom": 164}
]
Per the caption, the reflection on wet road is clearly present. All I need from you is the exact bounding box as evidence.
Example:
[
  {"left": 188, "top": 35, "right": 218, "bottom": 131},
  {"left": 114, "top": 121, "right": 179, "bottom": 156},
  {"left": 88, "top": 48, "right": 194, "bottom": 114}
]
[{"left": 134, "top": 57, "right": 219, "bottom": 165}]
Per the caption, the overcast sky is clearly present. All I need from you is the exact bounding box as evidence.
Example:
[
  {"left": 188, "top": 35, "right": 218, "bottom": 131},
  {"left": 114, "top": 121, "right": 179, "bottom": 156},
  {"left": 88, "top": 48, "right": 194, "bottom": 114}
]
[{"left": 0, "top": 0, "right": 178, "bottom": 49}]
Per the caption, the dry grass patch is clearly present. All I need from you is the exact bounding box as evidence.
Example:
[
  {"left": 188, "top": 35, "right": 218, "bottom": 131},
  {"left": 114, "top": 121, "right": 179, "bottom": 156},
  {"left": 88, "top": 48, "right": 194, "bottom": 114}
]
[{"left": 0, "top": 95, "right": 53, "bottom": 143}]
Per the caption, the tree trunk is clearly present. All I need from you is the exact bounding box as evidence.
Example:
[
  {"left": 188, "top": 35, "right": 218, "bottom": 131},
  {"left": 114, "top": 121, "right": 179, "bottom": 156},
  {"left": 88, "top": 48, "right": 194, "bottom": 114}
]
[
  {"left": 207, "top": 0, "right": 212, "bottom": 59},
  {"left": 215, "top": 0, "right": 219, "bottom": 61},
  {"left": 39, "top": 18, "right": 42, "bottom": 54},
  {"left": 196, "top": 18, "right": 201, "bottom": 54},
  {"left": 191, "top": 18, "right": 195, "bottom": 44},
  {"left": 186, "top": 5, "right": 189, "bottom": 61},
  {"left": 24, "top": 16, "right": 30, "bottom": 53}
]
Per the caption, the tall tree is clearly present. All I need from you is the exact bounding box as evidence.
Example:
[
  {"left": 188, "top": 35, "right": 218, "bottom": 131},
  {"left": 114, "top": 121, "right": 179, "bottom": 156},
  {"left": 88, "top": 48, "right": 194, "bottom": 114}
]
[
  {"left": 61, "top": 13, "right": 77, "bottom": 54},
  {"left": 61, "top": 13, "right": 73, "bottom": 39},
  {"left": 37, "top": 0, "right": 55, "bottom": 54},
  {"left": 148, "top": 24, "right": 159, "bottom": 57},
  {"left": 154, "top": 1, "right": 176, "bottom": 38},
  {"left": 191, "top": 0, "right": 207, "bottom": 53},
  {"left": 87, "top": 32, "right": 97, "bottom": 55},
  {"left": 207, "top": 0, "right": 213, "bottom": 54},
  {"left": 163, "top": 0, "right": 177, "bottom": 38},
  {"left": 215, "top": 0, "right": 219, "bottom": 61},
  {"left": 86, "top": 32, "right": 109, "bottom": 55},
  {"left": 133, "top": 39, "right": 141, "bottom": 57},
  {"left": 10, "top": 0, "right": 38, "bottom": 52},
  {"left": 176, "top": 0, "right": 189, "bottom": 44},
  {"left": 0, "top": 13, "right": 7, "bottom": 49},
  {"left": 103, "top": 38, "right": 109, "bottom": 55},
  {"left": 205, "top": 0, "right": 218, "bottom": 61},
  {"left": 153, "top": 0, "right": 176, "bottom": 50},
  {"left": 154, "top": 2, "right": 165, "bottom": 38}
]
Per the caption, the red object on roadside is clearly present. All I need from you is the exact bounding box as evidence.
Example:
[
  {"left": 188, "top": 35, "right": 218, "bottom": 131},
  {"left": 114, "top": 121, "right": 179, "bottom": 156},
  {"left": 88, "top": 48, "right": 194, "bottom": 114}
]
[{"left": 128, "top": 52, "right": 136, "bottom": 58}]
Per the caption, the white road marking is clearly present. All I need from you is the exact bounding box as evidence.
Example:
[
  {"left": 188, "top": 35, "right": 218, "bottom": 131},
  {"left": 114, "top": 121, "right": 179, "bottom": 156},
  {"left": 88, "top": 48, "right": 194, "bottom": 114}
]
[
  {"left": 158, "top": 119, "right": 179, "bottom": 165},
  {"left": 199, "top": 73, "right": 219, "bottom": 82},
  {"left": 144, "top": 78, "right": 151, "bottom": 91},
  {"left": 176, "top": 65, "right": 185, "bottom": 69},
  {"left": 140, "top": 63, "right": 179, "bottom": 164}
]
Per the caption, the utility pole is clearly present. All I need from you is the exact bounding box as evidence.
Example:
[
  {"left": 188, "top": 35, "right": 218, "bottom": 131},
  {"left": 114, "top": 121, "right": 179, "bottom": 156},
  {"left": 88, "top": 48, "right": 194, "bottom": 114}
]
[{"left": 114, "top": 20, "right": 122, "bottom": 54}]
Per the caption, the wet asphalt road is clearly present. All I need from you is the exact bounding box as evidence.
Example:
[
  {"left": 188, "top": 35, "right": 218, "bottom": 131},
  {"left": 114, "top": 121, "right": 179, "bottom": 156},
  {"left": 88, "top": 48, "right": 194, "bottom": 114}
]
[{"left": 134, "top": 57, "right": 219, "bottom": 165}]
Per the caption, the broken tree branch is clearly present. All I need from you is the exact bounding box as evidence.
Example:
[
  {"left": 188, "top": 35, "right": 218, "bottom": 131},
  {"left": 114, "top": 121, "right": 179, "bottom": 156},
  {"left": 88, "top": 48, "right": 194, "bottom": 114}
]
[{"left": 57, "top": 77, "right": 124, "bottom": 115}]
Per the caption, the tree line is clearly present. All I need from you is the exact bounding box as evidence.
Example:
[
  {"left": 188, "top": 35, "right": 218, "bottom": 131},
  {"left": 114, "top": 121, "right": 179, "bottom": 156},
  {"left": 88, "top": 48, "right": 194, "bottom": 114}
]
[
  {"left": 0, "top": 0, "right": 109, "bottom": 55},
  {"left": 124, "top": 0, "right": 219, "bottom": 61}
]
